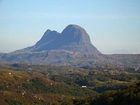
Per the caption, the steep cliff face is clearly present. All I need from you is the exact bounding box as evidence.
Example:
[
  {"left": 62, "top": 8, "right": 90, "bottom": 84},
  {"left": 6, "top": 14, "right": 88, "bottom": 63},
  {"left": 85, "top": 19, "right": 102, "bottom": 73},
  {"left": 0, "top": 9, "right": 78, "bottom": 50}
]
[{"left": 30, "top": 24, "right": 101, "bottom": 56}]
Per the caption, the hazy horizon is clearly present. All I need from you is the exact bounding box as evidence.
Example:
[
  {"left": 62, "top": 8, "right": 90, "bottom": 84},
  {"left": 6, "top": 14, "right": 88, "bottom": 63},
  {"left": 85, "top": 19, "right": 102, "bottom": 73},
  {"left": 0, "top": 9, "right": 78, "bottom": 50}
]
[{"left": 0, "top": 0, "right": 140, "bottom": 54}]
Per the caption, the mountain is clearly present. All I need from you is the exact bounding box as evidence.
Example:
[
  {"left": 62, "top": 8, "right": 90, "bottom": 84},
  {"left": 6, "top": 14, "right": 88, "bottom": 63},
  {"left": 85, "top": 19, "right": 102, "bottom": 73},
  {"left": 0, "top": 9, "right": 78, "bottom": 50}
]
[
  {"left": 0, "top": 24, "right": 140, "bottom": 68},
  {"left": 16, "top": 24, "right": 100, "bottom": 56},
  {"left": 0, "top": 24, "right": 102, "bottom": 65}
]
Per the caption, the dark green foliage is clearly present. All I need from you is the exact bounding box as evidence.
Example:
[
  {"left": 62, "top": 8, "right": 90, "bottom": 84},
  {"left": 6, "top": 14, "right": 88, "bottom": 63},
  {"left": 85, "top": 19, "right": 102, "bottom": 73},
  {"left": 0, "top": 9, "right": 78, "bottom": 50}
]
[
  {"left": 22, "top": 78, "right": 49, "bottom": 93},
  {"left": 0, "top": 82, "right": 9, "bottom": 91},
  {"left": 75, "top": 77, "right": 89, "bottom": 86},
  {"left": 74, "top": 82, "right": 140, "bottom": 105},
  {"left": 5, "top": 97, "right": 23, "bottom": 105},
  {"left": 32, "top": 101, "right": 49, "bottom": 105},
  {"left": 95, "top": 84, "right": 127, "bottom": 93}
]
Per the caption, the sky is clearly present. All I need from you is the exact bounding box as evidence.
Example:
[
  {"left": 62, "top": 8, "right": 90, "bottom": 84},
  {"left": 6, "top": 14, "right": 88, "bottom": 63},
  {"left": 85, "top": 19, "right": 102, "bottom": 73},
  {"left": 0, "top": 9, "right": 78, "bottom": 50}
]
[{"left": 0, "top": 0, "right": 140, "bottom": 54}]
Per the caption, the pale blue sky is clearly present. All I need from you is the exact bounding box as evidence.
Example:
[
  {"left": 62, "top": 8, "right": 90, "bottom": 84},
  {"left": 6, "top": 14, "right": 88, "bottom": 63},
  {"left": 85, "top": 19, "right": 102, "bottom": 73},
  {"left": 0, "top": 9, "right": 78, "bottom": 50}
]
[{"left": 0, "top": 0, "right": 140, "bottom": 54}]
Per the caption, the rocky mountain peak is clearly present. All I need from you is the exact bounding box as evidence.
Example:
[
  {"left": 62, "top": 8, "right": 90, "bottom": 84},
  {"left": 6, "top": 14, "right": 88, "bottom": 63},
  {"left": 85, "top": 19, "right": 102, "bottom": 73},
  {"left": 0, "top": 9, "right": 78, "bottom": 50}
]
[
  {"left": 30, "top": 24, "right": 100, "bottom": 55},
  {"left": 35, "top": 30, "right": 60, "bottom": 47},
  {"left": 61, "top": 24, "right": 91, "bottom": 45}
]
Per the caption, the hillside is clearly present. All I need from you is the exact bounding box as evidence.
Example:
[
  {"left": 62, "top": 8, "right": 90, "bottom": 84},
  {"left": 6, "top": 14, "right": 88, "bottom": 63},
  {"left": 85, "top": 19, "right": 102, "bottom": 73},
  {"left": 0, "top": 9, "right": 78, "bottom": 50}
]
[{"left": 0, "top": 64, "right": 140, "bottom": 105}]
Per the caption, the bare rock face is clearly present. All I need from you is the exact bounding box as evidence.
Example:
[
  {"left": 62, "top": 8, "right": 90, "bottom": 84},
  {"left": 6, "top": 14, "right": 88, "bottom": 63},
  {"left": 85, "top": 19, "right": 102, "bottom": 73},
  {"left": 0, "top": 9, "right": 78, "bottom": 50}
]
[
  {"left": 61, "top": 24, "right": 91, "bottom": 45},
  {"left": 33, "top": 30, "right": 60, "bottom": 51},
  {"left": 31, "top": 24, "right": 101, "bottom": 56}
]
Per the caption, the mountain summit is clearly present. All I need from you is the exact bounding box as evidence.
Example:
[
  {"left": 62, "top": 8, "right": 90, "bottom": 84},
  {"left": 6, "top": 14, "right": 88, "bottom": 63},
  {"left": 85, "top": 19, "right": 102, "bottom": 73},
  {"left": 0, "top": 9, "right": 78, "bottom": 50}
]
[{"left": 25, "top": 24, "right": 101, "bottom": 56}]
